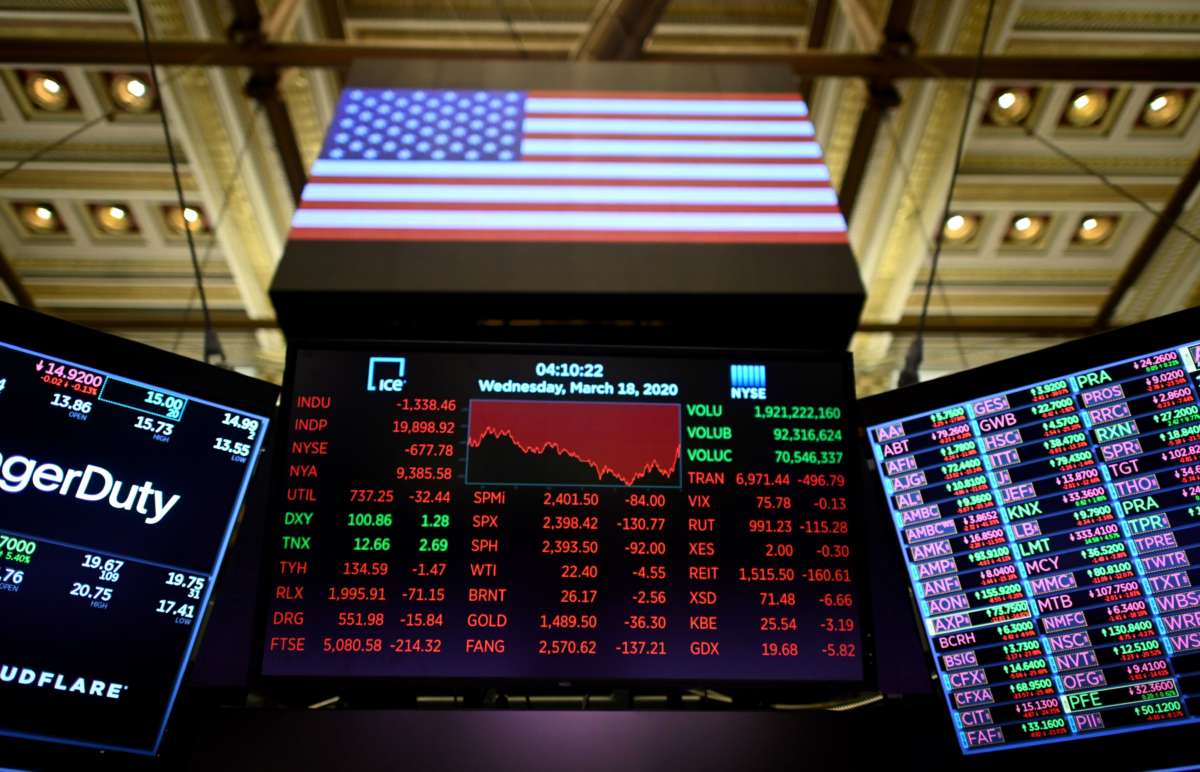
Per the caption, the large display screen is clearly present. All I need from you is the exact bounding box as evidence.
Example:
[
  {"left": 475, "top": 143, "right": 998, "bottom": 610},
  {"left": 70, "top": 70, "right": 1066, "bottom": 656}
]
[
  {"left": 861, "top": 308, "right": 1200, "bottom": 754},
  {"left": 270, "top": 61, "right": 866, "bottom": 353},
  {"left": 289, "top": 86, "right": 846, "bottom": 245},
  {"left": 259, "top": 344, "right": 866, "bottom": 684},
  {"left": 0, "top": 304, "right": 275, "bottom": 756}
]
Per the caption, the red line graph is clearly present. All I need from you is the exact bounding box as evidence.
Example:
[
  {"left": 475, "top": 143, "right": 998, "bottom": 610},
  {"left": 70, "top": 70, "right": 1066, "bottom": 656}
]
[{"left": 467, "top": 400, "right": 681, "bottom": 487}]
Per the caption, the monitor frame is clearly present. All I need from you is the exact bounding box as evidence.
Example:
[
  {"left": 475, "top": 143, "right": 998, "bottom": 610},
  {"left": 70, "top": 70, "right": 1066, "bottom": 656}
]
[
  {"left": 0, "top": 302, "right": 278, "bottom": 765},
  {"left": 857, "top": 306, "right": 1200, "bottom": 764},
  {"left": 252, "top": 337, "right": 877, "bottom": 704}
]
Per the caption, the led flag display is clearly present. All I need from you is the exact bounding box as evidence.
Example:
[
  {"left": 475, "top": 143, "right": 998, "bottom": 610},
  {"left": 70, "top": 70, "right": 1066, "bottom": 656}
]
[{"left": 289, "top": 88, "right": 847, "bottom": 244}]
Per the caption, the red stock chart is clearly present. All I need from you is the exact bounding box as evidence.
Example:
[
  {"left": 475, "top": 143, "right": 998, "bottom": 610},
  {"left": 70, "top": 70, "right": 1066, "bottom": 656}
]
[{"left": 466, "top": 400, "right": 681, "bottom": 487}]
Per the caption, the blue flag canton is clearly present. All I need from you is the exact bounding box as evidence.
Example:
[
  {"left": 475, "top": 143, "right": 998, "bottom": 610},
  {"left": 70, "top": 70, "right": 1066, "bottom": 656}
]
[{"left": 321, "top": 88, "right": 527, "bottom": 162}]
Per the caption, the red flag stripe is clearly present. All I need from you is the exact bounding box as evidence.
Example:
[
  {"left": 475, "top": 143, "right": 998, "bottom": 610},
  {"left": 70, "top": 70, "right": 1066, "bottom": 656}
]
[
  {"left": 521, "top": 133, "right": 813, "bottom": 142},
  {"left": 298, "top": 201, "right": 844, "bottom": 214},
  {"left": 289, "top": 228, "right": 847, "bottom": 243},
  {"left": 309, "top": 176, "right": 832, "bottom": 189},
  {"left": 525, "top": 112, "right": 809, "bottom": 122},
  {"left": 519, "top": 155, "right": 826, "bottom": 164},
  {"left": 526, "top": 91, "right": 805, "bottom": 101}
]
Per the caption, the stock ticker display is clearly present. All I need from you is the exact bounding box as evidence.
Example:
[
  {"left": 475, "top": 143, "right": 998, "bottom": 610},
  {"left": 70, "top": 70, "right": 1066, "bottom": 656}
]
[
  {"left": 260, "top": 347, "right": 865, "bottom": 683},
  {"left": 867, "top": 340, "right": 1200, "bottom": 753},
  {"left": 0, "top": 328, "right": 271, "bottom": 755}
]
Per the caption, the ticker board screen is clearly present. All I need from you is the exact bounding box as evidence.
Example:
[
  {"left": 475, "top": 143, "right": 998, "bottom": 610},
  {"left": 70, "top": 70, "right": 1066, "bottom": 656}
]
[
  {"left": 863, "top": 314, "right": 1200, "bottom": 754},
  {"left": 0, "top": 304, "right": 274, "bottom": 756},
  {"left": 259, "top": 345, "right": 865, "bottom": 684}
]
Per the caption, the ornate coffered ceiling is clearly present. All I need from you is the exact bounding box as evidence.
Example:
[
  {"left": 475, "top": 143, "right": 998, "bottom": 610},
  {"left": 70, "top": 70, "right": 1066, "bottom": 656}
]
[{"left": 0, "top": 0, "right": 1194, "bottom": 393}]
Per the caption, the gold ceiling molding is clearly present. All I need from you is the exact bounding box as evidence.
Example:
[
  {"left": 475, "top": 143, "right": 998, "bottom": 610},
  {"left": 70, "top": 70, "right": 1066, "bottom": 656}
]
[
  {"left": 860, "top": 79, "right": 962, "bottom": 318},
  {"left": 145, "top": 0, "right": 277, "bottom": 297},
  {"left": 0, "top": 142, "right": 178, "bottom": 165},
  {"left": 0, "top": 0, "right": 125, "bottom": 10},
  {"left": 952, "top": 181, "right": 1174, "bottom": 202},
  {"left": 855, "top": 332, "right": 1075, "bottom": 397},
  {"left": 906, "top": 285, "right": 1109, "bottom": 299},
  {"left": 805, "top": 0, "right": 889, "bottom": 189},
  {"left": 1004, "top": 40, "right": 1200, "bottom": 58},
  {"left": 914, "top": 268, "right": 1117, "bottom": 285},
  {"left": 1125, "top": 202, "right": 1200, "bottom": 320},
  {"left": 644, "top": 38, "right": 808, "bottom": 55},
  {"left": 281, "top": 71, "right": 325, "bottom": 172},
  {"left": 960, "top": 155, "right": 1191, "bottom": 176},
  {"left": 821, "top": 80, "right": 866, "bottom": 191},
  {"left": 904, "top": 290, "right": 1105, "bottom": 314},
  {"left": 1014, "top": 9, "right": 1200, "bottom": 33},
  {"left": 0, "top": 21, "right": 135, "bottom": 39},
  {"left": 854, "top": 0, "right": 993, "bottom": 365},
  {"left": 350, "top": 30, "right": 574, "bottom": 50},
  {"left": 663, "top": 0, "right": 811, "bottom": 25},
  {"left": 855, "top": 368, "right": 901, "bottom": 399},
  {"left": 347, "top": 0, "right": 594, "bottom": 20},
  {"left": 121, "top": 329, "right": 268, "bottom": 367},
  {"left": 886, "top": 330, "right": 1073, "bottom": 360},
  {"left": 178, "top": 81, "right": 276, "bottom": 289},
  {"left": 25, "top": 279, "right": 243, "bottom": 305},
  {"left": 12, "top": 255, "right": 234, "bottom": 278},
  {"left": 0, "top": 166, "right": 196, "bottom": 190}
]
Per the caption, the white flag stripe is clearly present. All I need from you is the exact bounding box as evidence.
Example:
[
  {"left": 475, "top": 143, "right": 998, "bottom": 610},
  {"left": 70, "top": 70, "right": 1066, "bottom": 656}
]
[
  {"left": 524, "top": 97, "right": 807, "bottom": 117},
  {"left": 310, "top": 160, "right": 832, "bottom": 182},
  {"left": 292, "top": 209, "right": 847, "bottom": 232},
  {"left": 301, "top": 183, "right": 839, "bottom": 206},
  {"left": 522, "top": 117, "right": 815, "bottom": 137},
  {"left": 520, "top": 139, "right": 822, "bottom": 158}
]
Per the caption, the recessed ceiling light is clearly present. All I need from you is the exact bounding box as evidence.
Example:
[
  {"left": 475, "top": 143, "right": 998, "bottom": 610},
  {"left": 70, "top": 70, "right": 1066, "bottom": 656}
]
[
  {"left": 987, "top": 87, "right": 1032, "bottom": 126},
  {"left": 110, "top": 73, "right": 156, "bottom": 112},
  {"left": 17, "top": 203, "right": 61, "bottom": 234},
  {"left": 1006, "top": 214, "right": 1046, "bottom": 244},
  {"left": 94, "top": 203, "right": 136, "bottom": 234},
  {"left": 1075, "top": 214, "right": 1116, "bottom": 245},
  {"left": 943, "top": 213, "right": 979, "bottom": 242},
  {"left": 24, "top": 72, "right": 71, "bottom": 111},
  {"left": 165, "top": 204, "right": 207, "bottom": 234},
  {"left": 1142, "top": 89, "right": 1186, "bottom": 128},
  {"left": 1064, "top": 88, "right": 1109, "bottom": 127}
]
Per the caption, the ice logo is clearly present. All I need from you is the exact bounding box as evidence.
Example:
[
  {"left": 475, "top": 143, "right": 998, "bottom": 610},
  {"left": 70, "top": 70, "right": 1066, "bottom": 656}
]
[{"left": 367, "top": 356, "right": 407, "bottom": 393}]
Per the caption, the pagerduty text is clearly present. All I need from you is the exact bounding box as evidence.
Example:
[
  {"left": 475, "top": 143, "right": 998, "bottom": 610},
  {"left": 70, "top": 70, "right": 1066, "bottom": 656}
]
[{"left": 0, "top": 450, "right": 181, "bottom": 525}]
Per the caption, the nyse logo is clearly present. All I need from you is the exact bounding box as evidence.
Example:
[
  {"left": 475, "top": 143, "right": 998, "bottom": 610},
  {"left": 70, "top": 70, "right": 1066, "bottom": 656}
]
[
  {"left": 367, "top": 356, "right": 407, "bottom": 393},
  {"left": 730, "top": 364, "right": 766, "bottom": 400}
]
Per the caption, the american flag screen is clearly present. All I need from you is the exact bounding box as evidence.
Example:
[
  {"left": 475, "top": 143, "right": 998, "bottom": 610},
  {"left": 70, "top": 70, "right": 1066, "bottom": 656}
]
[{"left": 289, "top": 88, "right": 847, "bottom": 245}]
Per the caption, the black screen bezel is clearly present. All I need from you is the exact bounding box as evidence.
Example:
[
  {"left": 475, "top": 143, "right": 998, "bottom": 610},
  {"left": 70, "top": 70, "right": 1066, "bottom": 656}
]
[
  {"left": 251, "top": 338, "right": 877, "bottom": 703},
  {"left": 0, "top": 302, "right": 278, "bottom": 766},
  {"left": 856, "top": 306, "right": 1200, "bottom": 764}
]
